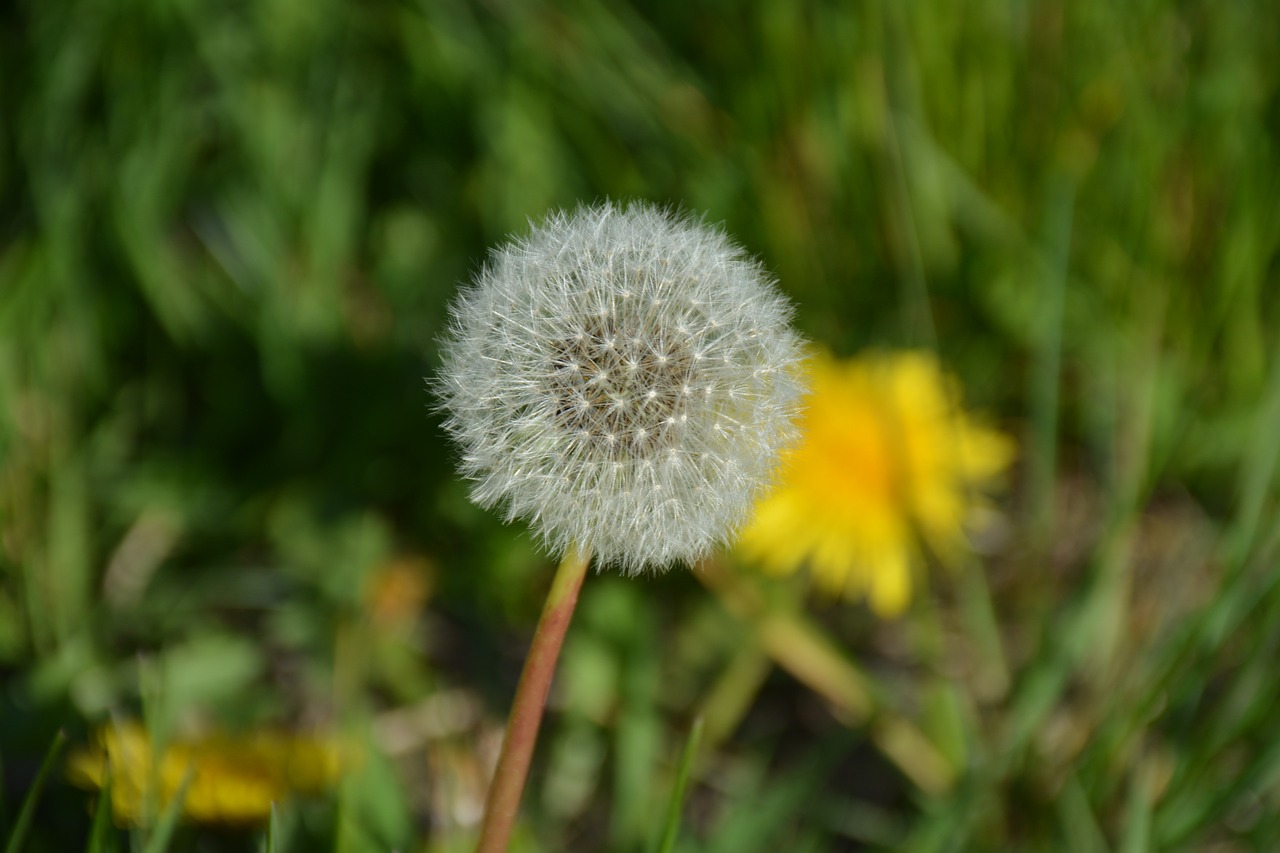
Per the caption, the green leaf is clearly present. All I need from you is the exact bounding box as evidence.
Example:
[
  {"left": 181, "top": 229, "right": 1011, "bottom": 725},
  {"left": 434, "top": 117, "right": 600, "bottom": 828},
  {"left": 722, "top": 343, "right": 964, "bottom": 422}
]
[
  {"left": 86, "top": 763, "right": 115, "bottom": 853},
  {"left": 4, "top": 730, "right": 67, "bottom": 853},
  {"left": 657, "top": 716, "right": 704, "bottom": 853},
  {"left": 139, "top": 766, "right": 193, "bottom": 853}
]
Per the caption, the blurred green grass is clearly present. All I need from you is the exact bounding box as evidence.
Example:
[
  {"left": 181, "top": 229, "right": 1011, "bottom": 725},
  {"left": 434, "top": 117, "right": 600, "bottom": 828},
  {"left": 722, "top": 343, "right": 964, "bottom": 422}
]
[{"left": 1, "top": 0, "right": 1279, "bottom": 850}]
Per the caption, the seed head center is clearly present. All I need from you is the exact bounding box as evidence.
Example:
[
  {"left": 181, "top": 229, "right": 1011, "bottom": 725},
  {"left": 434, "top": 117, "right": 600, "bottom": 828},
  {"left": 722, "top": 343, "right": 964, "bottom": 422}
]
[{"left": 548, "top": 314, "right": 694, "bottom": 460}]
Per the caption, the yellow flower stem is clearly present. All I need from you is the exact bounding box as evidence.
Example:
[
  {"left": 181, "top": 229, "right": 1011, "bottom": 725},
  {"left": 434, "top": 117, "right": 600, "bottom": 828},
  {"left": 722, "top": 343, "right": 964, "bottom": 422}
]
[
  {"left": 696, "top": 557, "right": 954, "bottom": 793},
  {"left": 477, "top": 545, "right": 591, "bottom": 853},
  {"left": 698, "top": 557, "right": 872, "bottom": 716},
  {"left": 756, "top": 609, "right": 875, "bottom": 721},
  {"left": 697, "top": 642, "right": 773, "bottom": 746},
  {"left": 870, "top": 717, "right": 954, "bottom": 795}
]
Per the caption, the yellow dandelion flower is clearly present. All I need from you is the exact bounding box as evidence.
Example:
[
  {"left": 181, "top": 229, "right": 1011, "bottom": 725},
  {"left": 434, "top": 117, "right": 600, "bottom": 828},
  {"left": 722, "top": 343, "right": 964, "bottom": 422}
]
[
  {"left": 739, "top": 350, "right": 1014, "bottom": 617},
  {"left": 66, "top": 721, "right": 343, "bottom": 825}
]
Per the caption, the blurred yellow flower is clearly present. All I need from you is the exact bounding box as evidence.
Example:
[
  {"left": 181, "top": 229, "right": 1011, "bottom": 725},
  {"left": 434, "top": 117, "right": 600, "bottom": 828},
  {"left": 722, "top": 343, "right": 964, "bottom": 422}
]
[
  {"left": 67, "top": 721, "right": 343, "bottom": 825},
  {"left": 739, "top": 350, "right": 1014, "bottom": 617}
]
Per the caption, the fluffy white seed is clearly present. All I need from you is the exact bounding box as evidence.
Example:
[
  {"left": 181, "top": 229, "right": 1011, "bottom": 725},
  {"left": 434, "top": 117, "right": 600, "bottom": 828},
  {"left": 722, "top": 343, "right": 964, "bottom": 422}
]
[{"left": 436, "top": 201, "right": 805, "bottom": 574}]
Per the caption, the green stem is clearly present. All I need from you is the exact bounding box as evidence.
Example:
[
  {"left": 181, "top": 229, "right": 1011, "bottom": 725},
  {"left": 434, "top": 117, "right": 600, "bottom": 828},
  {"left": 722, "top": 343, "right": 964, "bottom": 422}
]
[
  {"left": 4, "top": 730, "right": 66, "bottom": 853},
  {"left": 476, "top": 546, "right": 591, "bottom": 853},
  {"left": 696, "top": 557, "right": 955, "bottom": 793},
  {"left": 658, "top": 716, "right": 704, "bottom": 853}
]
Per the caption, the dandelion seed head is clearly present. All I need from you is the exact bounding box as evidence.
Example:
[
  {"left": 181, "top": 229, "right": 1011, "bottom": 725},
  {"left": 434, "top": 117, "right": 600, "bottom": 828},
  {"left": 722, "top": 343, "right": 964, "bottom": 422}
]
[{"left": 436, "top": 201, "right": 806, "bottom": 573}]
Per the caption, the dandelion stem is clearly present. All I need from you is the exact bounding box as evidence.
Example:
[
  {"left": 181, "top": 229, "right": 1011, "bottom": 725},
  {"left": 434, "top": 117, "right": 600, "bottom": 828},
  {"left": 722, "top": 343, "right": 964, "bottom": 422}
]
[{"left": 477, "top": 545, "right": 591, "bottom": 853}]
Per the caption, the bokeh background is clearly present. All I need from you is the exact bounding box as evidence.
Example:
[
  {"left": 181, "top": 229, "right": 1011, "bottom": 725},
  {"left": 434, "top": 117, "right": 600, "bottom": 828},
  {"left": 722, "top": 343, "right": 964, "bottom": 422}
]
[{"left": 2, "top": 0, "right": 1280, "bottom": 850}]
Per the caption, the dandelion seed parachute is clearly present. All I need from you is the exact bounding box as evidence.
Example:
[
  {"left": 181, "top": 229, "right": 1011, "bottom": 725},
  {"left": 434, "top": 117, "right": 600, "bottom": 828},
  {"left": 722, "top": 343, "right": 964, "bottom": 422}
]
[{"left": 437, "top": 202, "right": 806, "bottom": 573}]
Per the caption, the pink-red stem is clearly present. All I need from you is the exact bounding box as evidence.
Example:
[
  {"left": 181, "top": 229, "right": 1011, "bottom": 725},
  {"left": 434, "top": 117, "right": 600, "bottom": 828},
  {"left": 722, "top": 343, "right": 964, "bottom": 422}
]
[{"left": 476, "top": 546, "right": 591, "bottom": 853}]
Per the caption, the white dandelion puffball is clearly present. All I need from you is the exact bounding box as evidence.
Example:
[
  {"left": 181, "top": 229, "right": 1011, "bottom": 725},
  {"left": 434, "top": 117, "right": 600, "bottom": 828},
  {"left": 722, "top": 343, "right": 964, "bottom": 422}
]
[{"left": 437, "top": 202, "right": 806, "bottom": 574}]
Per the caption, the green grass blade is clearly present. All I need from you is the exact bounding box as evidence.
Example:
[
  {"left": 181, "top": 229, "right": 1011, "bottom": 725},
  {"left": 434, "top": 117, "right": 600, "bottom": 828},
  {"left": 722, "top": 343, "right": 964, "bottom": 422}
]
[
  {"left": 86, "top": 764, "right": 114, "bottom": 853},
  {"left": 1119, "top": 763, "right": 1152, "bottom": 853},
  {"left": 1228, "top": 345, "right": 1280, "bottom": 564},
  {"left": 4, "top": 729, "right": 67, "bottom": 853},
  {"left": 1028, "top": 178, "right": 1074, "bottom": 542},
  {"left": 261, "top": 803, "right": 277, "bottom": 853},
  {"left": 139, "top": 766, "right": 193, "bottom": 853},
  {"left": 657, "top": 716, "right": 704, "bottom": 853},
  {"left": 0, "top": 751, "right": 7, "bottom": 836},
  {"left": 1059, "top": 772, "right": 1108, "bottom": 853},
  {"left": 705, "top": 737, "right": 851, "bottom": 853}
]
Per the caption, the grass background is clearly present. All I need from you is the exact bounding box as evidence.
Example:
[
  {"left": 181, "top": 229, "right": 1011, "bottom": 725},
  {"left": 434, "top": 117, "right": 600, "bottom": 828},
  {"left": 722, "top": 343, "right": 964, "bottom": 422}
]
[{"left": 2, "top": 0, "right": 1279, "bottom": 849}]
